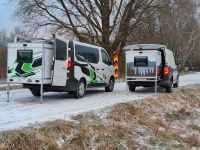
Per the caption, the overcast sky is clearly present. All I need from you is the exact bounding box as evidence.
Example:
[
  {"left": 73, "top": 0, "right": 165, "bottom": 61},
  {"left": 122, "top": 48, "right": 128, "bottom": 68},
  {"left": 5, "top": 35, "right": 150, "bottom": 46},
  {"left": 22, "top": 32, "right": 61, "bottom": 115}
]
[{"left": 0, "top": 0, "right": 19, "bottom": 32}]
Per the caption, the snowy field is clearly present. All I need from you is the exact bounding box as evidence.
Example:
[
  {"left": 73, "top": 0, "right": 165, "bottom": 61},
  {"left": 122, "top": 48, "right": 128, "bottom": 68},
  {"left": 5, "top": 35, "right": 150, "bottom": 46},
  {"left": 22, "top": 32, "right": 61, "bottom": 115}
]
[{"left": 0, "top": 72, "right": 200, "bottom": 131}]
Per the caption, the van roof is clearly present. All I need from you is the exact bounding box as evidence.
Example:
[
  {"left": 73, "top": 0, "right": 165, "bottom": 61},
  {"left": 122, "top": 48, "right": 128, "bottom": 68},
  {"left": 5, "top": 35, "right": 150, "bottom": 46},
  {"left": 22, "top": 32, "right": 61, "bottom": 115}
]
[
  {"left": 123, "top": 44, "right": 167, "bottom": 51},
  {"left": 72, "top": 40, "right": 103, "bottom": 49}
]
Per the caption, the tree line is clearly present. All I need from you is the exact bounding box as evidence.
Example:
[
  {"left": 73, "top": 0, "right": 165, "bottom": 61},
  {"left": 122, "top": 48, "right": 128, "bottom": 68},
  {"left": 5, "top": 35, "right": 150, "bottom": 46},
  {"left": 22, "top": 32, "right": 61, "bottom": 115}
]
[{"left": 0, "top": 0, "right": 200, "bottom": 78}]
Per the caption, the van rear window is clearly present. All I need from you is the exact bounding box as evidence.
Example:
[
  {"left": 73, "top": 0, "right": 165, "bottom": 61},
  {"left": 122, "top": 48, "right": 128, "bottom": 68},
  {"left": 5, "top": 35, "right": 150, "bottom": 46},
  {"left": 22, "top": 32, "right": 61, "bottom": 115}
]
[
  {"left": 17, "top": 50, "right": 33, "bottom": 63},
  {"left": 134, "top": 56, "right": 148, "bottom": 66}
]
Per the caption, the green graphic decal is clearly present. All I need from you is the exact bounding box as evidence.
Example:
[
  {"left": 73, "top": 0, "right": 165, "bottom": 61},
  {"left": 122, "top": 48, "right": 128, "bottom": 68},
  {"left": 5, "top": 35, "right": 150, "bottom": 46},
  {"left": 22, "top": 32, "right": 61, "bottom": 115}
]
[
  {"left": 22, "top": 63, "right": 32, "bottom": 72},
  {"left": 8, "top": 54, "right": 42, "bottom": 78},
  {"left": 89, "top": 68, "right": 101, "bottom": 83}
]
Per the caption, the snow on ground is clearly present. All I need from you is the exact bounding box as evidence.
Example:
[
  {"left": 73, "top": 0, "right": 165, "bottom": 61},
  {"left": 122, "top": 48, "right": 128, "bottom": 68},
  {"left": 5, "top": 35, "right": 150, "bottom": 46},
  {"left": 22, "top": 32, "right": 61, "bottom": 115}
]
[
  {"left": 0, "top": 72, "right": 200, "bottom": 131},
  {"left": 0, "top": 83, "right": 20, "bottom": 87}
]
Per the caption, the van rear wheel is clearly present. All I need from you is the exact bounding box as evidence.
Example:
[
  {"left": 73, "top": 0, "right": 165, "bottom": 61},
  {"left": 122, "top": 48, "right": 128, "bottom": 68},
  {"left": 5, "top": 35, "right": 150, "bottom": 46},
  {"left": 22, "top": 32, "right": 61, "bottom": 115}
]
[
  {"left": 166, "top": 79, "right": 173, "bottom": 93},
  {"left": 30, "top": 90, "right": 41, "bottom": 97},
  {"left": 74, "top": 79, "right": 86, "bottom": 99},
  {"left": 129, "top": 85, "right": 136, "bottom": 92},
  {"left": 166, "top": 86, "right": 172, "bottom": 93}
]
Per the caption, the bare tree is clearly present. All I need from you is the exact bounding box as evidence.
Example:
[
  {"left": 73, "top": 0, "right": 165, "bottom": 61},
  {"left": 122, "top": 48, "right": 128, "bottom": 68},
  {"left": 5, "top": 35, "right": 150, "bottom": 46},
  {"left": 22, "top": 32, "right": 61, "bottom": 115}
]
[
  {"left": 0, "top": 27, "right": 31, "bottom": 78},
  {"left": 14, "top": 0, "right": 169, "bottom": 56},
  {"left": 0, "top": 30, "right": 9, "bottom": 67},
  {"left": 0, "top": 30, "right": 9, "bottom": 78},
  {"left": 159, "top": 0, "right": 200, "bottom": 68},
  {"left": 128, "top": 0, "right": 200, "bottom": 69}
]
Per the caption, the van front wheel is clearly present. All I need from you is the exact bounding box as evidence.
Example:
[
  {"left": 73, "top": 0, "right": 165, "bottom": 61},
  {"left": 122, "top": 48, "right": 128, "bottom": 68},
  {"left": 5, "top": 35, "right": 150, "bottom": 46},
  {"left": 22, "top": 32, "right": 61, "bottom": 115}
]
[
  {"left": 105, "top": 78, "right": 115, "bottom": 92},
  {"left": 74, "top": 79, "right": 86, "bottom": 99}
]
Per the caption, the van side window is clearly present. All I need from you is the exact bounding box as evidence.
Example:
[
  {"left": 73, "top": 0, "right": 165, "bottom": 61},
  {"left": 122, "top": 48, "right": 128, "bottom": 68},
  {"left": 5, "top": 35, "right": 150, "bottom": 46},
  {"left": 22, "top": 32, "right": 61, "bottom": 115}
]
[
  {"left": 75, "top": 44, "right": 99, "bottom": 64},
  {"left": 101, "top": 49, "right": 112, "bottom": 66}
]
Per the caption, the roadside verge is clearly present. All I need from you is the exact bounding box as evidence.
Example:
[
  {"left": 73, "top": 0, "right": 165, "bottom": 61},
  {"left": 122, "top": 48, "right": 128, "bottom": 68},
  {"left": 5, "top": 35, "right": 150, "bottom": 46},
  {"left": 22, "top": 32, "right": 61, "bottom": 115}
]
[{"left": 0, "top": 84, "right": 200, "bottom": 149}]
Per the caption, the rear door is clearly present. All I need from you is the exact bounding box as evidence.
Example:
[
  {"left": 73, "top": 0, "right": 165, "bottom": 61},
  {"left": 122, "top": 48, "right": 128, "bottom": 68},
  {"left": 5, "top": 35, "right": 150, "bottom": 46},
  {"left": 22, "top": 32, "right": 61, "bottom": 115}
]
[
  {"left": 52, "top": 37, "right": 68, "bottom": 86},
  {"left": 126, "top": 50, "right": 160, "bottom": 78},
  {"left": 7, "top": 43, "right": 44, "bottom": 84}
]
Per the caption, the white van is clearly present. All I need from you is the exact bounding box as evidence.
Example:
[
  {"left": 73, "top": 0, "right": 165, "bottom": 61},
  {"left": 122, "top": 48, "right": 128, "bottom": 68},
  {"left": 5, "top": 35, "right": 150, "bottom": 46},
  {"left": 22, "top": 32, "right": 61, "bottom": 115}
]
[{"left": 7, "top": 36, "right": 115, "bottom": 99}]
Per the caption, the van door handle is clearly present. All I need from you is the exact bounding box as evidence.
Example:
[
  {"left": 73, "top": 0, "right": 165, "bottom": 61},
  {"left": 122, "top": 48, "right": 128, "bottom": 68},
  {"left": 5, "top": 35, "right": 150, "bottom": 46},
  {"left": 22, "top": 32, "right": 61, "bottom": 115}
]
[
  {"left": 96, "top": 68, "right": 100, "bottom": 70},
  {"left": 102, "top": 69, "right": 104, "bottom": 70}
]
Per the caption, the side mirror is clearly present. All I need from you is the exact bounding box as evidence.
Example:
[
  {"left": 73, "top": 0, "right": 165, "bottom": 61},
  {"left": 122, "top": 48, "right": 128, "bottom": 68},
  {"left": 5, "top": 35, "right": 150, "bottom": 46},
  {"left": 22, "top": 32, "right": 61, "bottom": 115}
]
[
  {"left": 176, "top": 59, "right": 182, "bottom": 65},
  {"left": 111, "top": 60, "right": 114, "bottom": 66}
]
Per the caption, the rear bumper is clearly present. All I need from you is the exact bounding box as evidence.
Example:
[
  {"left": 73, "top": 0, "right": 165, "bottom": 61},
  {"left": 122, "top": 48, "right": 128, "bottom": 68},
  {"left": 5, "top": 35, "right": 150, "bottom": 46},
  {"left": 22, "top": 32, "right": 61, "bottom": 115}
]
[
  {"left": 128, "top": 80, "right": 172, "bottom": 87},
  {"left": 23, "top": 78, "right": 79, "bottom": 92},
  {"left": 23, "top": 84, "right": 77, "bottom": 92},
  {"left": 7, "top": 78, "right": 51, "bottom": 84}
]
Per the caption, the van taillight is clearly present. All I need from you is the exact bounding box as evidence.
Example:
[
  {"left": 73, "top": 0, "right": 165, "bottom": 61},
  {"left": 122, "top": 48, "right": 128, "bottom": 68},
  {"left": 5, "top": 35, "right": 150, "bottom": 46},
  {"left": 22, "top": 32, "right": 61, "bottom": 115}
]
[
  {"left": 67, "top": 61, "right": 72, "bottom": 69},
  {"left": 67, "top": 51, "right": 72, "bottom": 69},
  {"left": 67, "top": 50, "right": 72, "bottom": 78},
  {"left": 164, "top": 66, "right": 169, "bottom": 75}
]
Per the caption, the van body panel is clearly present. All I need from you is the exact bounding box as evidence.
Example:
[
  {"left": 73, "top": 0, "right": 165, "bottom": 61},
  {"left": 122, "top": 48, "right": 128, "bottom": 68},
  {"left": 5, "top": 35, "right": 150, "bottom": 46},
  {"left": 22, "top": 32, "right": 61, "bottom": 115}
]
[
  {"left": 100, "top": 49, "right": 114, "bottom": 85},
  {"left": 164, "top": 49, "right": 179, "bottom": 84},
  {"left": 73, "top": 41, "right": 114, "bottom": 87}
]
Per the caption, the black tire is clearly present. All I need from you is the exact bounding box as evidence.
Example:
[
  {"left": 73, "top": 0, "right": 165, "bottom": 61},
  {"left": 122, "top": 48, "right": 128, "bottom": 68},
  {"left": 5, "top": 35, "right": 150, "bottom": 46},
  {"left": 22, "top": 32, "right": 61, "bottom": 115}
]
[
  {"left": 30, "top": 90, "right": 41, "bottom": 97},
  {"left": 129, "top": 85, "right": 136, "bottom": 92},
  {"left": 166, "top": 86, "right": 172, "bottom": 93},
  {"left": 74, "top": 79, "right": 86, "bottom": 99},
  {"left": 173, "top": 76, "right": 179, "bottom": 88},
  {"left": 166, "top": 79, "right": 173, "bottom": 93},
  {"left": 105, "top": 77, "right": 115, "bottom": 92}
]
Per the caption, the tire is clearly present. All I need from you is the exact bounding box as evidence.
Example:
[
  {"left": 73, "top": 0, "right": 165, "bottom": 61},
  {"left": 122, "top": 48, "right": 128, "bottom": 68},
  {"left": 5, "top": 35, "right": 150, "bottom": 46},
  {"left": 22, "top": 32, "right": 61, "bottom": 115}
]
[
  {"left": 105, "top": 77, "right": 115, "bottom": 92},
  {"left": 30, "top": 90, "right": 41, "bottom": 97},
  {"left": 166, "top": 86, "right": 172, "bottom": 93},
  {"left": 68, "top": 92, "right": 74, "bottom": 95},
  {"left": 74, "top": 79, "right": 86, "bottom": 99},
  {"left": 129, "top": 85, "right": 136, "bottom": 92},
  {"left": 173, "top": 76, "right": 179, "bottom": 88},
  {"left": 166, "top": 79, "right": 173, "bottom": 93}
]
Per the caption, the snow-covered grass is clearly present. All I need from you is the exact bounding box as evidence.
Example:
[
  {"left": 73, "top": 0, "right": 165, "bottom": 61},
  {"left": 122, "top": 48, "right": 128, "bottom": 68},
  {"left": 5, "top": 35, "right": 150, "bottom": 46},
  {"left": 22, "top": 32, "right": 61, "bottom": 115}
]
[
  {"left": 0, "top": 72, "right": 200, "bottom": 131},
  {"left": 0, "top": 84, "right": 200, "bottom": 150},
  {"left": 0, "top": 84, "right": 22, "bottom": 91}
]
